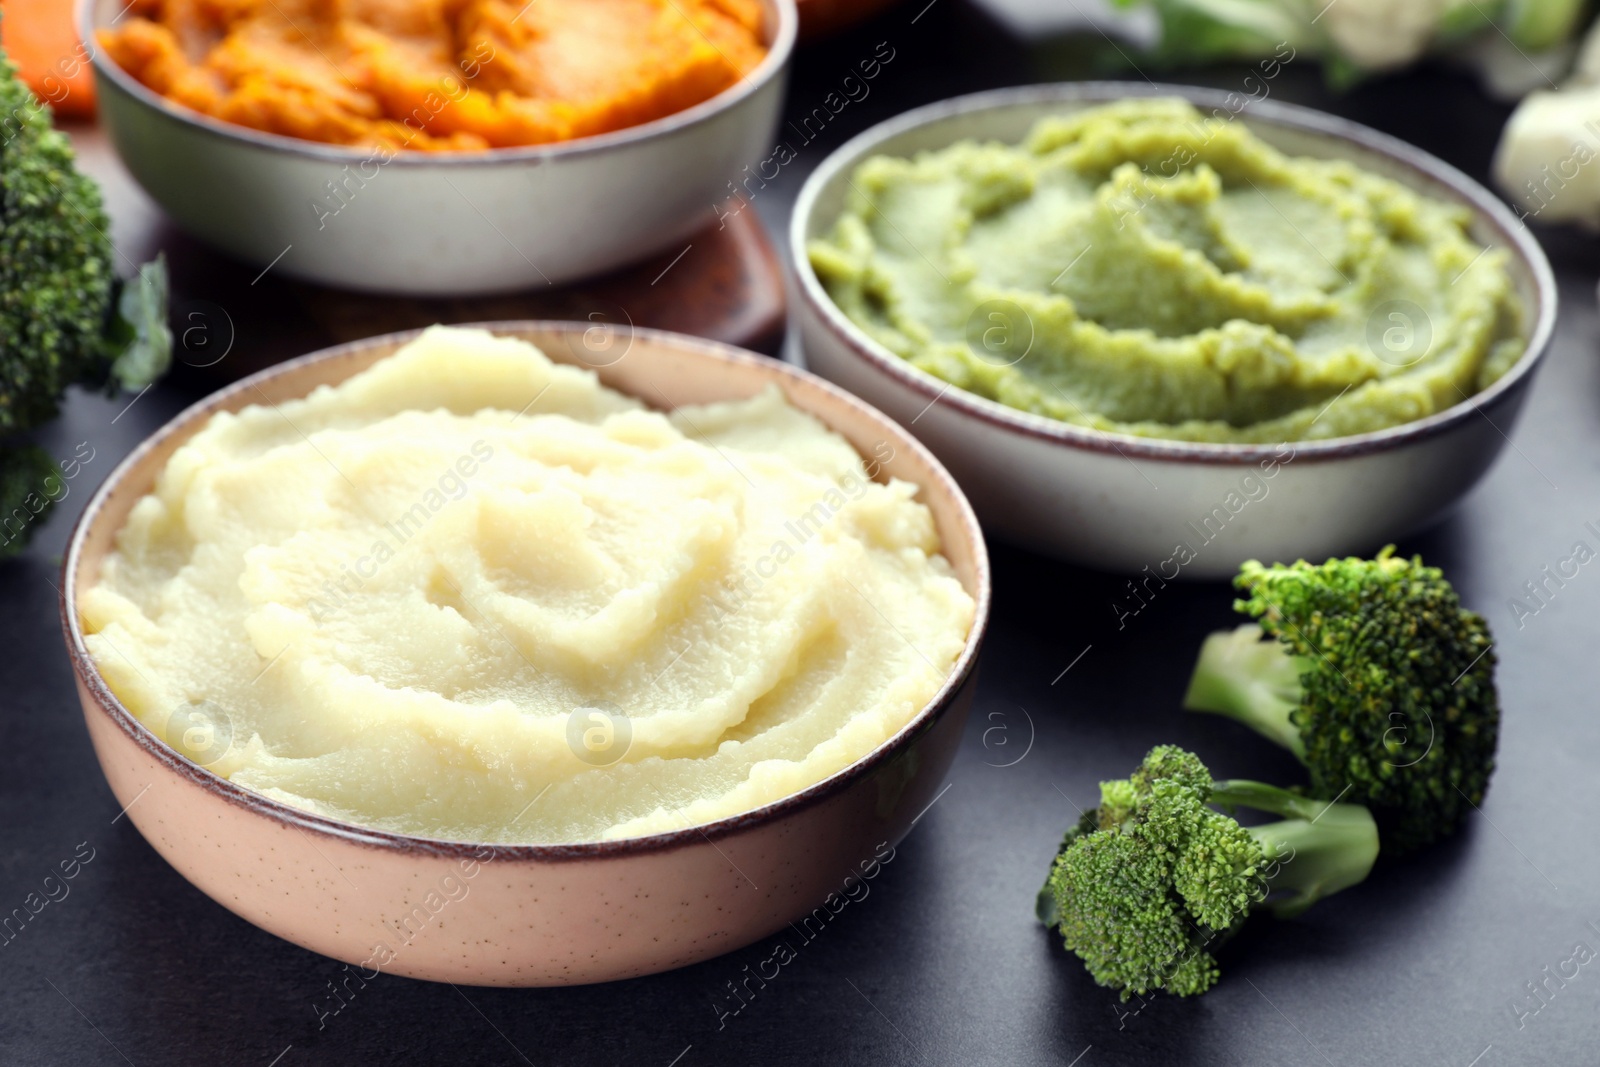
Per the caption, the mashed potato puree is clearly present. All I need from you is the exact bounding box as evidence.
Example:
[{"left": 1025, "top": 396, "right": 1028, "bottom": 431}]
[{"left": 81, "top": 327, "right": 974, "bottom": 844}]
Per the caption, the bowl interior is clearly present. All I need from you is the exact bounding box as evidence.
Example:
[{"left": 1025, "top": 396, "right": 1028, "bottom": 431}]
[
  {"left": 63, "top": 323, "right": 990, "bottom": 854},
  {"left": 794, "top": 83, "right": 1556, "bottom": 460},
  {"left": 83, "top": 0, "right": 798, "bottom": 164}
]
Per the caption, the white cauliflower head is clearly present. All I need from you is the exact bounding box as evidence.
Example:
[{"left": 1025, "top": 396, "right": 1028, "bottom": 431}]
[
  {"left": 1493, "top": 84, "right": 1600, "bottom": 227},
  {"left": 1319, "top": 0, "right": 1457, "bottom": 70}
]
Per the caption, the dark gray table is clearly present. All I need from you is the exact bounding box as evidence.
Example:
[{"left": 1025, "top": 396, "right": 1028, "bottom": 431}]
[{"left": 5, "top": 3, "right": 1598, "bottom": 1064}]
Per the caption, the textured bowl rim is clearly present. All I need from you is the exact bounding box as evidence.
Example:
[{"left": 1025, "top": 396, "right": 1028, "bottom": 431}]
[
  {"left": 790, "top": 81, "right": 1559, "bottom": 465},
  {"left": 60, "top": 322, "right": 991, "bottom": 862},
  {"left": 79, "top": 0, "right": 798, "bottom": 165}
]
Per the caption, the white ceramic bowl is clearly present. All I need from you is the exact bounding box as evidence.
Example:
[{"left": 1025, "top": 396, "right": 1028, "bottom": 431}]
[
  {"left": 83, "top": 0, "right": 796, "bottom": 295},
  {"left": 61, "top": 323, "right": 989, "bottom": 985},
  {"left": 792, "top": 83, "right": 1558, "bottom": 578}
]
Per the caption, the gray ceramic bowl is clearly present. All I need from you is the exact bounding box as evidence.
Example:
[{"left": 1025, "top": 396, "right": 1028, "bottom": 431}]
[
  {"left": 83, "top": 0, "right": 796, "bottom": 295},
  {"left": 61, "top": 322, "right": 989, "bottom": 985},
  {"left": 792, "top": 83, "right": 1558, "bottom": 577}
]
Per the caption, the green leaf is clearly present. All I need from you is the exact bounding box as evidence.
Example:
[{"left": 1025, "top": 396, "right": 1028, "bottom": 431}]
[
  {"left": 1036, "top": 881, "right": 1061, "bottom": 926},
  {"left": 108, "top": 255, "right": 173, "bottom": 392}
]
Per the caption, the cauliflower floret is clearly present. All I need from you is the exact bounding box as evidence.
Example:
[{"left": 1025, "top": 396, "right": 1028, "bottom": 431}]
[{"left": 1319, "top": 0, "right": 1456, "bottom": 70}]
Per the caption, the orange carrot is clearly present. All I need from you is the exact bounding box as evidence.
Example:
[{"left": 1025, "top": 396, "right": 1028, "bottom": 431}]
[{"left": 2, "top": 0, "right": 97, "bottom": 117}]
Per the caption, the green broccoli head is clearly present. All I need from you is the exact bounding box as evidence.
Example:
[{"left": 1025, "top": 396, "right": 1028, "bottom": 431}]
[
  {"left": 1038, "top": 746, "right": 1378, "bottom": 1000},
  {"left": 0, "top": 49, "right": 170, "bottom": 438},
  {"left": 0, "top": 444, "right": 62, "bottom": 557},
  {"left": 1, "top": 51, "right": 116, "bottom": 435},
  {"left": 1184, "top": 547, "right": 1499, "bottom": 854},
  {"left": 0, "top": 50, "right": 169, "bottom": 558},
  {"left": 1038, "top": 746, "right": 1260, "bottom": 999}
]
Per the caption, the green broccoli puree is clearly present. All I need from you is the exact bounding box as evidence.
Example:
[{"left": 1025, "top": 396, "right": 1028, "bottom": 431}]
[{"left": 808, "top": 99, "right": 1527, "bottom": 443}]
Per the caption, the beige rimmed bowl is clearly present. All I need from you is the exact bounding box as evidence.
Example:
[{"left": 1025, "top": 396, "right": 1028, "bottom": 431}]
[
  {"left": 792, "top": 83, "right": 1558, "bottom": 577},
  {"left": 59, "top": 323, "right": 989, "bottom": 985},
  {"left": 82, "top": 0, "right": 797, "bottom": 295}
]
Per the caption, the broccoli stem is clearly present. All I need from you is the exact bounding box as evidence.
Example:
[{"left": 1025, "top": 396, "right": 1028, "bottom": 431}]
[
  {"left": 1183, "top": 624, "right": 1307, "bottom": 758},
  {"left": 1211, "top": 779, "right": 1379, "bottom": 919}
]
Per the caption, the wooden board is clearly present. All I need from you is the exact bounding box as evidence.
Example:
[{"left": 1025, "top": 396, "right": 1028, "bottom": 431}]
[
  {"left": 68, "top": 125, "right": 788, "bottom": 387},
  {"left": 284, "top": 211, "right": 787, "bottom": 360}
]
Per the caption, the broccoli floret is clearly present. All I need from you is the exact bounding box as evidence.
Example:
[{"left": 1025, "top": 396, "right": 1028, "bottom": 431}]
[
  {"left": 1184, "top": 547, "right": 1498, "bottom": 854},
  {"left": 0, "top": 49, "right": 169, "bottom": 553},
  {"left": 0, "top": 444, "right": 60, "bottom": 557},
  {"left": 1037, "top": 745, "right": 1378, "bottom": 999}
]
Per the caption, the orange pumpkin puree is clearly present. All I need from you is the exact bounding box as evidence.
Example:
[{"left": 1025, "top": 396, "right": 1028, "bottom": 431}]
[{"left": 98, "top": 0, "right": 769, "bottom": 151}]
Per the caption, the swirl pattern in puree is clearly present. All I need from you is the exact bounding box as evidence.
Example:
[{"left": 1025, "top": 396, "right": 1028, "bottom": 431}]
[{"left": 81, "top": 327, "right": 974, "bottom": 843}]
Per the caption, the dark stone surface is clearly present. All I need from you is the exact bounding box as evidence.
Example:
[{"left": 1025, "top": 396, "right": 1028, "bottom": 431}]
[{"left": 4, "top": 2, "right": 1597, "bottom": 1063}]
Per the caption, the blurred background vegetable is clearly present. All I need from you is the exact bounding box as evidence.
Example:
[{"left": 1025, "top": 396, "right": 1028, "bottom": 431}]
[
  {"left": 1108, "top": 0, "right": 1591, "bottom": 91},
  {"left": 0, "top": 0, "right": 97, "bottom": 118},
  {"left": 1494, "top": 15, "right": 1600, "bottom": 226},
  {"left": 1, "top": 49, "right": 169, "bottom": 559}
]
